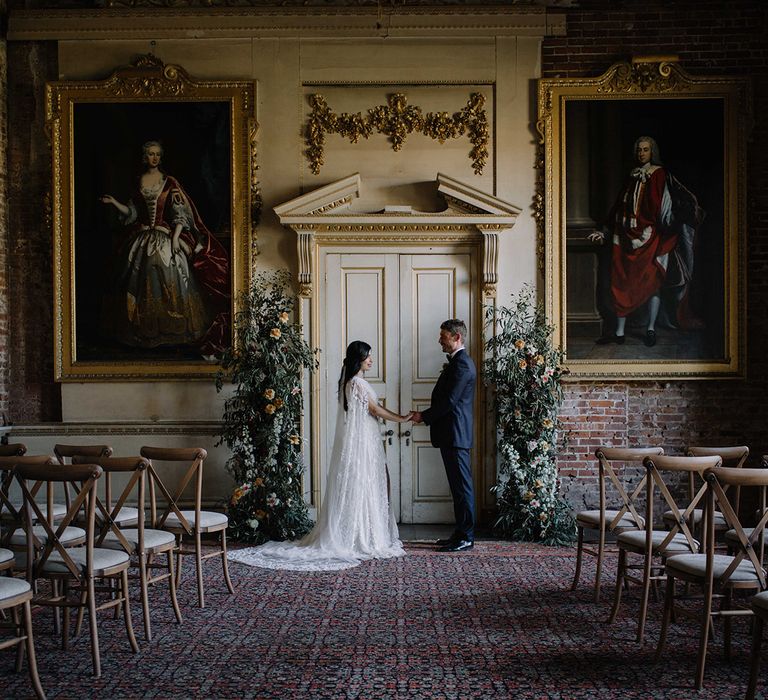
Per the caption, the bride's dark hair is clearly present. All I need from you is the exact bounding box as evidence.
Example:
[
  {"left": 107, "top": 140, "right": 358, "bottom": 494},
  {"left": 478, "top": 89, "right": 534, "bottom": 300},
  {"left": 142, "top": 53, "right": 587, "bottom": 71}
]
[{"left": 338, "top": 340, "right": 371, "bottom": 411}]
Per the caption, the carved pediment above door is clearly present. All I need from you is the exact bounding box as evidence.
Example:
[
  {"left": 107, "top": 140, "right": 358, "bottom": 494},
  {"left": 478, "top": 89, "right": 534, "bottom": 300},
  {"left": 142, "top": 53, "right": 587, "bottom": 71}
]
[{"left": 274, "top": 173, "right": 521, "bottom": 298}]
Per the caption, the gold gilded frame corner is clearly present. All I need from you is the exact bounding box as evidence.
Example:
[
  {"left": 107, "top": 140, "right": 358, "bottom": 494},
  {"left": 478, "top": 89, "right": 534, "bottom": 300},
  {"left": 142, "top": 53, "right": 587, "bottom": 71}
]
[
  {"left": 48, "top": 55, "right": 258, "bottom": 381},
  {"left": 538, "top": 59, "right": 750, "bottom": 380}
]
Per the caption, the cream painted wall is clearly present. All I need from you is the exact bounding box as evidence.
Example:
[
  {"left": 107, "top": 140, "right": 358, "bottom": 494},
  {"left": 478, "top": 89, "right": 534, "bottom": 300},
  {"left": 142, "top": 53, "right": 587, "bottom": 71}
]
[{"left": 44, "top": 34, "right": 541, "bottom": 504}]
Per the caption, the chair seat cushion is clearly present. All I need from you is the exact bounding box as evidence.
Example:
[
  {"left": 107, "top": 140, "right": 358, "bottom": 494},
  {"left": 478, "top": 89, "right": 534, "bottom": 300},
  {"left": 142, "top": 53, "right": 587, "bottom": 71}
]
[
  {"left": 0, "top": 548, "right": 14, "bottom": 565},
  {"left": 0, "top": 576, "right": 32, "bottom": 602},
  {"left": 724, "top": 528, "right": 767, "bottom": 545},
  {"left": 99, "top": 507, "right": 140, "bottom": 527},
  {"left": 752, "top": 590, "right": 768, "bottom": 613},
  {"left": 9, "top": 525, "right": 86, "bottom": 547},
  {"left": 42, "top": 547, "right": 130, "bottom": 575},
  {"left": 164, "top": 510, "right": 228, "bottom": 531},
  {"left": 576, "top": 509, "right": 643, "bottom": 530},
  {"left": 7, "top": 502, "right": 68, "bottom": 520},
  {"left": 662, "top": 509, "right": 727, "bottom": 529},
  {"left": 102, "top": 528, "right": 175, "bottom": 553},
  {"left": 666, "top": 553, "right": 763, "bottom": 583},
  {"left": 617, "top": 529, "right": 698, "bottom": 555}
]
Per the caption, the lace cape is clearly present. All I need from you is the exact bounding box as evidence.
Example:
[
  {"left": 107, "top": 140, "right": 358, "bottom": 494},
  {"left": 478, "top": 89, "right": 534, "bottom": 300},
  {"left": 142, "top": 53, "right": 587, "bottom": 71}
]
[{"left": 228, "top": 376, "right": 405, "bottom": 571}]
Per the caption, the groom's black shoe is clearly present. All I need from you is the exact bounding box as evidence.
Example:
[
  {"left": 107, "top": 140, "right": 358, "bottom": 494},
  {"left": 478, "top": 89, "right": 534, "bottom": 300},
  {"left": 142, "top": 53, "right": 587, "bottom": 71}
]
[
  {"left": 440, "top": 539, "right": 474, "bottom": 552},
  {"left": 436, "top": 534, "right": 460, "bottom": 547}
]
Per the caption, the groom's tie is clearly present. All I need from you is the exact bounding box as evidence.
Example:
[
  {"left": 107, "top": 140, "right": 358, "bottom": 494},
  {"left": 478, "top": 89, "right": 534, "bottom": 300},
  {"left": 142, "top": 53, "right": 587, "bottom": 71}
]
[{"left": 445, "top": 353, "right": 452, "bottom": 361}]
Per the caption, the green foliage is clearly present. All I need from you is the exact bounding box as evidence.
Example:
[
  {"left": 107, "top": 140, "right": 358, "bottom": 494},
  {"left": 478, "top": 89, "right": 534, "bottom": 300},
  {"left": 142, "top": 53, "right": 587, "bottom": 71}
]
[
  {"left": 484, "top": 286, "right": 575, "bottom": 545},
  {"left": 216, "top": 270, "right": 317, "bottom": 544}
]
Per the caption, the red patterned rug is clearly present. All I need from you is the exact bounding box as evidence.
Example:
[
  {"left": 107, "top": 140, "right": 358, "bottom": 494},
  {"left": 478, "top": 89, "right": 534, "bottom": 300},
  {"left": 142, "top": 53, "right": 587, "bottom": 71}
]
[{"left": 1, "top": 541, "right": 760, "bottom": 698}]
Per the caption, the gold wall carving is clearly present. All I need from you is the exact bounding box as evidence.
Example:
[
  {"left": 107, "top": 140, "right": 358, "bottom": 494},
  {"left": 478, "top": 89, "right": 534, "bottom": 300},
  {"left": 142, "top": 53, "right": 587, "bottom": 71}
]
[{"left": 305, "top": 92, "right": 489, "bottom": 175}]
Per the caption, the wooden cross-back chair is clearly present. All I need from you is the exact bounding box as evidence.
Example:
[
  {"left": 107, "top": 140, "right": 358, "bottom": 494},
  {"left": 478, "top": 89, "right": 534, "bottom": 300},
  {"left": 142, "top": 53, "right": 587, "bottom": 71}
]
[
  {"left": 608, "top": 454, "right": 721, "bottom": 644},
  {"left": 15, "top": 460, "right": 138, "bottom": 678},
  {"left": 73, "top": 455, "right": 182, "bottom": 641},
  {"left": 571, "top": 447, "right": 664, "bottom": 602},
  {"left": 656, "top": 465, "right": 768, "bottom": 690},
  {"left": 140, "top": 446, "right": 234, "bottom": 608},
  {"left": 0, "top": 455, "right": 86, "bottom": 554}
]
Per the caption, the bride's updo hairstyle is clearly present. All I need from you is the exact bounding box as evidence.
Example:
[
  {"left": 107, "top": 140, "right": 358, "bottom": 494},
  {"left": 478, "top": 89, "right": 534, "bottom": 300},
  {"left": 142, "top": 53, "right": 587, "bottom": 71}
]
[{"left": 338, "top": 340, "right": 371, "bottom": 411}]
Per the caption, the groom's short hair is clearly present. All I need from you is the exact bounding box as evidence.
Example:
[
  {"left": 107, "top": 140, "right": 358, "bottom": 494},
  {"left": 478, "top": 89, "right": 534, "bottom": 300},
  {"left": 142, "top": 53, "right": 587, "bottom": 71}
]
[{"left": 441, "top": 318, "right": 467, "bottom": 340}]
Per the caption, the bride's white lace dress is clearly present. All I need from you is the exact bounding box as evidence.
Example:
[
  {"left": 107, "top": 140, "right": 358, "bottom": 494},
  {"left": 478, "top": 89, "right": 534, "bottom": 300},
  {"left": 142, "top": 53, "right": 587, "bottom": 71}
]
[{"left": 228, "top": 376, "right": 405, "bottom": 571}]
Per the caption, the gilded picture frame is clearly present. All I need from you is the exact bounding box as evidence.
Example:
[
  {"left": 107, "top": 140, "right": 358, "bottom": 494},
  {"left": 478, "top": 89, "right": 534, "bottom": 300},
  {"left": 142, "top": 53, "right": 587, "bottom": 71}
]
[
  {"left": 537, "top": 59, "right": 750, "bottom": 379},
  {"left": 47, "top": 55, "right": 258, "bottom": 381}
]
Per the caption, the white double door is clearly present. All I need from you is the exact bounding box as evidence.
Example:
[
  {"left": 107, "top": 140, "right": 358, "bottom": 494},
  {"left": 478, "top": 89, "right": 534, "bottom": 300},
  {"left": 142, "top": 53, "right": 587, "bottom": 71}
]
[{"left": 319, "top": 248, "right": 474, "bottom": 523}]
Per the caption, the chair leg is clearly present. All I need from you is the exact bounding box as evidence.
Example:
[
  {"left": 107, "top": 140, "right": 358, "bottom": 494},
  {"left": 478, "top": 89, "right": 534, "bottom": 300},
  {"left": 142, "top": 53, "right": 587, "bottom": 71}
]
[
  {"left": 62, "top": 579, "right": 70, "bottom": 650},
  {"left": 175, "top": 534, "right": 184, "bottom": 588},
  {"left": 607, "top": 548, "right": 625, "bottom": 624},
  {"left": 570, "top": 526, "right": 584, "bottom": 592},
  {"left": 22, "top": 600, "right": 46, "bottom": 700},
  {"left": 655, "top": 575, "right": 675, "bottom": 661},
  {"left": 723, "top": 588, "right": 733, "bottom": 661},
  {"left": 747, "top": 616, "right": 764, "bottom": 700},
  {"left": 120, "top": 569, "right": 139, "bottom": 654},
  {"left": 86, "top": 577, "right": 101, "bottom": 678},
  {"left": 12, "top": 605, "right": 23, "bottom": 672},
  {"left": 695, "top": 581, "right": 713, "bottom": 690},
  {"left": 51, "top": 579, "right": 61, "bottom": 636},
  {"left": 167, "top": 550, "right": 183, "bottom": 624},
  {"left": 637, "top": 552, "right": 653, "bottom": 644},
  {"left": 75, "top": 587, "right": 87, "bottom": 638},
  {"left": 138, "top": 555, "right": 152, "bottom": 642},
  {"left": 594, "top": 527, "right": 606, "bottom": 603},
  {"left": 221, "top": 530, "right": 234, "bottom": 595},
  {"left": 195, "top": 531, "right": 205, "bottom": 608}
]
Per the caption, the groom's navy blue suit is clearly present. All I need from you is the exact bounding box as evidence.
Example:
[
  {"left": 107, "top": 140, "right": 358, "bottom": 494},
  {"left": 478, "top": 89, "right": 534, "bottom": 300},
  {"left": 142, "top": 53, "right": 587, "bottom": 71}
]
[{"left": 421, "top": 348, "right": 476, "bottom": 541}]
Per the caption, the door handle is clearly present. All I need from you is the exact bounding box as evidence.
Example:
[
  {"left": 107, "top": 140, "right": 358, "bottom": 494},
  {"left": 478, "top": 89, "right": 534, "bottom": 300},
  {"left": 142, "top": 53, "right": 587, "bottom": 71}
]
[
  {"left": 402, "top": 430, "right": 411, "bottom": 446},
  {"left": 384, "top": 429, "right": 394, "bottom": 445}
]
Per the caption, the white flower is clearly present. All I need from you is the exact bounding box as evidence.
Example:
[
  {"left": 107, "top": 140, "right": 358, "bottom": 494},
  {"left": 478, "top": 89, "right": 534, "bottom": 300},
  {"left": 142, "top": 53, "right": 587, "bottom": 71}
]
[
  {"left": 530, "top": 499, "right": 541, "bottom": 508},
  {"left": 527, "top": 440, "right": 538, "bottom": 452},
  {"left": 266, "top": 492, "right": 280, "bottom": 507},
  {"left": 248, "top": 519, "right": 260, "bottom": 530}
]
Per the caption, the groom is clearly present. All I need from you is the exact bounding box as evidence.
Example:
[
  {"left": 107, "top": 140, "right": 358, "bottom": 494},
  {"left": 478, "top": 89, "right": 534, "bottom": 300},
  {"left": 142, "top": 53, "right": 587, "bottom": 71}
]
[{"left": 412, "top": 319, "right": 477, "bottom": 552}]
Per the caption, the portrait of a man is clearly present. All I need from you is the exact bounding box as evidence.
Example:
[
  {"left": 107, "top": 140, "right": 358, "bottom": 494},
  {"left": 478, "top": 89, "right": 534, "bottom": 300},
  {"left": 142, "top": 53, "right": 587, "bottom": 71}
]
[{"left": 564, "top": 98, "right": 724, "bottom": 362}]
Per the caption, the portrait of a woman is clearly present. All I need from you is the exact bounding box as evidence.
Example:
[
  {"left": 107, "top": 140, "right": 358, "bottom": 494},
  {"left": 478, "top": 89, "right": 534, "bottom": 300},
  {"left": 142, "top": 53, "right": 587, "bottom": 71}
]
[{"left": 100, "top": 139, "right": 230, "bottom": 358}]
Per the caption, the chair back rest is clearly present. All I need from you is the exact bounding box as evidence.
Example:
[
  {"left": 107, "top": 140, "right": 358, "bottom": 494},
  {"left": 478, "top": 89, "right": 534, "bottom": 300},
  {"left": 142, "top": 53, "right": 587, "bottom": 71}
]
[
  {"left": 594, "top": 446, "right": 664, "bottom": 532},
  {"left": 0, "top": 455, "right": 59, "bottom": 541},
  {"left": 705, "top": 466, "right": 768, "bottom": 590},
  {"left": 73, "top": 456, "right": 149, "bottom": 553},
  {"left": 54, "top": 444, "right": 113, "bottom": 509},
  {"left": 14, "top": 461, "right": 102, "bottom": 582},
  {"left": 0, "top": 443, "right": 27, "bottom": 457},
  {"left": 643, "top": 454, "right": 722, "bottom": 554},
  {"left": 139, "top": 446, "right": 208, "bottom": 533},
  {"left": 686, "top": 446, "right": 749, "bottom": 514}
]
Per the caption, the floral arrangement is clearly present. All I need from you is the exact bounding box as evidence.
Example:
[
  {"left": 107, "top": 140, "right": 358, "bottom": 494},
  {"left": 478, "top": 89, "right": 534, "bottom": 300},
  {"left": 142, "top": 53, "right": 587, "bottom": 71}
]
[
  {"left": 216, "top": 269, "right": 317, "bottom": 544},
  {"left": 483, "top": 286, "right": 575, "bottom": 545}
]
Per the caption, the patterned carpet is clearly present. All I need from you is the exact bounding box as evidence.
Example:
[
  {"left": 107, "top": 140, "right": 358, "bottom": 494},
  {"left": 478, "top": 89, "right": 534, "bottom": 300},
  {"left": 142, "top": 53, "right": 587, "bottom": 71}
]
[{"left": 2, "top": 541, "right": 763, "bottom": 699}]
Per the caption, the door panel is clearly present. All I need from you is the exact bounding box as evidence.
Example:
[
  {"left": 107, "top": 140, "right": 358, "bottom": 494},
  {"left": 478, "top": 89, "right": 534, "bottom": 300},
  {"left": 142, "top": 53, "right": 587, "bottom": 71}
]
[
  {"left": 323, "top": 253, "right": 400, "bottom": 517},
  {"left": 400, "top": 254, "right": 472, "bottom": 523}
]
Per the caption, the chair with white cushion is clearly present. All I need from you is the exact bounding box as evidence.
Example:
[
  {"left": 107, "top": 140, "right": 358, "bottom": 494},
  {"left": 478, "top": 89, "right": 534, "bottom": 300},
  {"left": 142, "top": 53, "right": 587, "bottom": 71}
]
[
  {"left": 571, "top": 446, "right": 663, "bottom": 602},
  {"left": 608, "top": 454, "right": 720, "bottom": 644},
  {"left": 15, "top": 460, "right": 138, "bottom": 678},
  {"left": 656, "top": 465, "right": 768, "bottom": 690},
  {"left": 0, "top": 576, "right": 45, "bottom": 699},
  {"left": 75, "top": 455, "right": 182, "bottom": 641},
  {"left": 746, "top": 590, "right": 768, "bottom": 700},
  {"left": 140, "top": 446, "right": 234, "bottom": 608}
]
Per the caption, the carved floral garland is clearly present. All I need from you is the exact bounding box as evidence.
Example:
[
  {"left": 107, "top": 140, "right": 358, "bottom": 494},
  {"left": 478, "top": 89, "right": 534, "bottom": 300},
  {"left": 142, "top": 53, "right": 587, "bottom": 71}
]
[{"left": 305, "top": 92, "right": 489, "bottom": 175}]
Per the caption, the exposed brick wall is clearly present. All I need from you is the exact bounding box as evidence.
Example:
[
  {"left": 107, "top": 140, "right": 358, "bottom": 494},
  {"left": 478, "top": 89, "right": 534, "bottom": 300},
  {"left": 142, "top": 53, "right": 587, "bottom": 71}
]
[
  {"left": 543, "top": 0, "right": 768, "bottom": 510},
  {"left": 6, "top": 41, "right": 61, "bottom": 422}
]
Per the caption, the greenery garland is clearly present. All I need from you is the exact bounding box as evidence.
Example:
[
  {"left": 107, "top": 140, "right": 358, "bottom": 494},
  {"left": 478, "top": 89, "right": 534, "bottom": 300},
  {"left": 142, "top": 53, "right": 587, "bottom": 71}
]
[
  {"left": 484, "top": 287, "right": 575, "bottom": 545},
  {"left": 216, "top": 270, "right": 317, "bottom": 544}
]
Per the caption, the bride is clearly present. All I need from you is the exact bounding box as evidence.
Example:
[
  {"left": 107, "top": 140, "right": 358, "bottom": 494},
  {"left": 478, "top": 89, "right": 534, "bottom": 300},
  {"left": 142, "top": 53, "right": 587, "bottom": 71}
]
[{"left": 229, "top": 340, "right": 411, "bottom": 571}]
